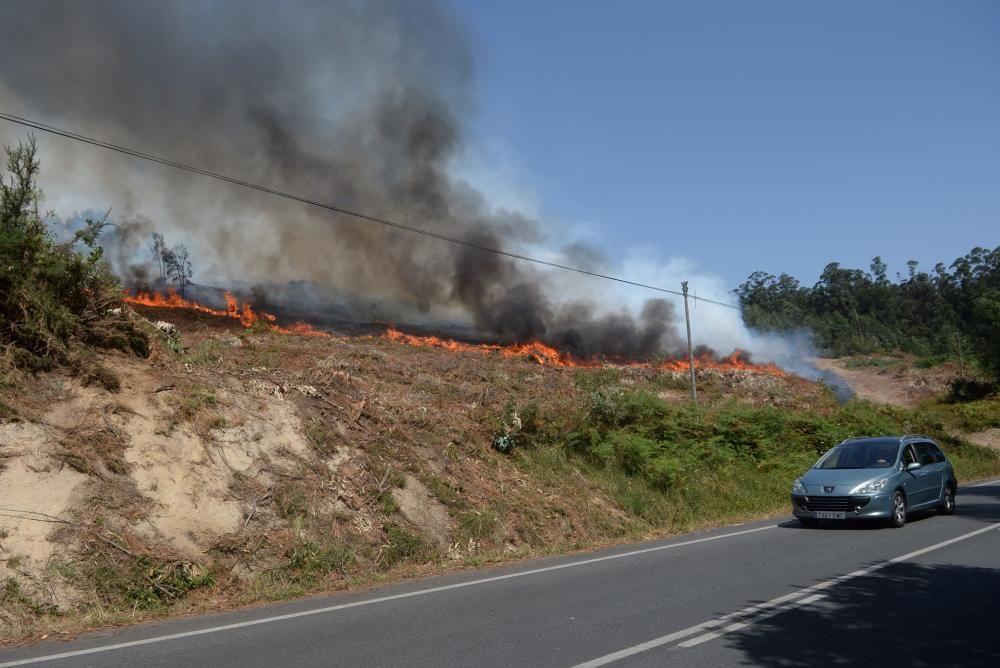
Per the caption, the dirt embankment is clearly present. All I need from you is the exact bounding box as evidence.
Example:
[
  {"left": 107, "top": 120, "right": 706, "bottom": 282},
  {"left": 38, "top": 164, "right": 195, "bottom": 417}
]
[
  {"left": 965, "top": 429, "right": 1000, "bottom": 451},
  {"left": 0, "top": 307, "right": 826, "bottom": 642},
  {"left": 809, "top": 356, "right": 952, "bottom": 408},
  {"left": 810, "top": 356, "right": 1000, "bottom": 451}
]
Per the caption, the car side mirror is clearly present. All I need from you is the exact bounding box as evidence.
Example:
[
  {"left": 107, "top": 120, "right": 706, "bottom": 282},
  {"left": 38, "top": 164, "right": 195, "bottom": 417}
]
[{"left": 905, "top": 462, "right": 922, "bottom": 472}]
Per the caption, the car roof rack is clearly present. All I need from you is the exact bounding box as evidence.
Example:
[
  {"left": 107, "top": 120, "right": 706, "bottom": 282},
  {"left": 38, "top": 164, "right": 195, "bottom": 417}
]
[{"left": 840, "top": 435, "right": 921, "bottom": 445}]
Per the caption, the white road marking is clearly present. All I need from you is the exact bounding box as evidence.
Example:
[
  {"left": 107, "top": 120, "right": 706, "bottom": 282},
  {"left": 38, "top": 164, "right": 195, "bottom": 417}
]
[
  {"left": 572, "top": 520, "right": 1000, "bottom": 667},
  {"left": 571, "top": 590, "right": 809, "bottom": 668},
  {"left": 0, "top": 524, "right": 777, "bottom": 667},
  {"left": 679, "top": 593, "right": 826, "bottom": 647},
  {"left": 970, "top": 478, "right": 999, "bottom": 488}
]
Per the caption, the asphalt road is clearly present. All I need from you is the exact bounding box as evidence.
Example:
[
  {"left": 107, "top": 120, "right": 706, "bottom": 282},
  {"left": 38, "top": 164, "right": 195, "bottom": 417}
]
[{"left": 3, "top": 479, "right": 999, "bottom": 667}]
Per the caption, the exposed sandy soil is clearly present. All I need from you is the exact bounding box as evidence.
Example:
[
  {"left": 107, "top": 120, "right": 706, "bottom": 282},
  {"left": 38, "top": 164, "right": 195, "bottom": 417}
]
[
  {"left": 391, "top": 476, "right": 450, "bottom": 550},
  {"left": 0, "top": 423, "right": 87, "bottom": 608},
  {"left": 810, "top": 356, "right": 953, "bottom": 408},
  {"left": 966, "top": 428, "right": 1000, "bottom": 450},
  {"left": 0, "top": 304, "right": 826, "bottom": 642}
]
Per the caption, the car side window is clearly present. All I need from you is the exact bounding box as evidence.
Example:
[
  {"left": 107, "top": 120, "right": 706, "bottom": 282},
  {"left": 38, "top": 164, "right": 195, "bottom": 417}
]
[
  {"left": 914, "top": 443, "right": 936, "bottom": 466},
  {"left": 928, "top": 443, "right": 946, "bottom": 463},
  {"left": 902, "top": 445, "right": 917, "bottom": 467}
]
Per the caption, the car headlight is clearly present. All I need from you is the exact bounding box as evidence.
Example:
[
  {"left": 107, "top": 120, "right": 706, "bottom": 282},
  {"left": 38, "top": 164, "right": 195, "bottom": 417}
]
[
  {"left": 853, "top": 478, "right": 889, "bottom": 494},
  {"left": 792, "top": 479, "right": 806, "bottom": 494}
]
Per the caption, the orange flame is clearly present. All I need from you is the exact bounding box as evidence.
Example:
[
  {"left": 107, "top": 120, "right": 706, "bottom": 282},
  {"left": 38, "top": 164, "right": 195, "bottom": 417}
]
[
  {"left": 124, "top": 289, "right": 330, "bottom": 337},
  {"left": 384, "top": 327, "right": 577, "bottom": 367},
  {"left": 123, "top": 291, "right": 784, "bottom": 375},
  {"left": 383, "top": 328, "right": 785, "bottom": 376}
]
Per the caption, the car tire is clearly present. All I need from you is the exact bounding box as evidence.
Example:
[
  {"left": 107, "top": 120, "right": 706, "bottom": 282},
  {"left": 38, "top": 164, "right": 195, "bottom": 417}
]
[
  {"left": 798, "top": 517, "right": 818, "bottom": 528},
  {"left": 938, "top": 483, "right": 956, "bottom": 515},
  {"left": 889, "top": 491, "right": 907, "bottom": 528}
]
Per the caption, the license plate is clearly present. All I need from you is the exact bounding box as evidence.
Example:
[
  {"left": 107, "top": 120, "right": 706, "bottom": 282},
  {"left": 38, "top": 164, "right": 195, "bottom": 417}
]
[{"left": 814, "top": 511, "right": 846, "bottom": 520}]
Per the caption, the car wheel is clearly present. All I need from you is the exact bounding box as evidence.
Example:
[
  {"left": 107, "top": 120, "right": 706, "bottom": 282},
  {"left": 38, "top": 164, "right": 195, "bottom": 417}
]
[
  {"left": 799, "top": 517, "right": 818, "bottom": 528},
  {"left": 938, "top": 483, "right": 956, "bottom": 515},
  {"left": 890, "top": 491, "right": 907, "bottom": 528}
]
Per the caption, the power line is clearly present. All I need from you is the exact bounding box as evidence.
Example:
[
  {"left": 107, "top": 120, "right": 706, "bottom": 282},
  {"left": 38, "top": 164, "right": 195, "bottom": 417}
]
[{"left": 0, "top": 111, "right": 742, "bottom": 310}]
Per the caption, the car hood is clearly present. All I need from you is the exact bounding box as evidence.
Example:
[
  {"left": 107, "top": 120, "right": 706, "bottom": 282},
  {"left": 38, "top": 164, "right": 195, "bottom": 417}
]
[{"left": 799, "top": 468, "right": 894, "bottom": 494}]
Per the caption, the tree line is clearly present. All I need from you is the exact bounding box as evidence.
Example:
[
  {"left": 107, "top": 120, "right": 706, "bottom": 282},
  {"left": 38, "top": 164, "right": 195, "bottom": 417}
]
[{"left": 735, "top": 246, "right": 1000, "bottom": 378}]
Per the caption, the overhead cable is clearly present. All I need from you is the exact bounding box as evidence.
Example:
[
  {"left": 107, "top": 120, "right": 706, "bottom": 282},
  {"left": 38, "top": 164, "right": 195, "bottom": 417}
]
[{"left": 0, "top": 111, "right": 742, "bottom": 310}]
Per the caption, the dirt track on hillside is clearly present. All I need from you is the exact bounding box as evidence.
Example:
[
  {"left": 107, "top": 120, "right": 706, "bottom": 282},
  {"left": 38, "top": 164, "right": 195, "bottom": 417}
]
[{"left": 809, "top": 357, "right": 954, "bottom": 408}]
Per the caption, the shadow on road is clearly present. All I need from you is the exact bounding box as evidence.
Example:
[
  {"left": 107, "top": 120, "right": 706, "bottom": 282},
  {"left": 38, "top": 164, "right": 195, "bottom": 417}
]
[
  {"left": 727, "top": 561, "right": 1000, "bottom": 667},
  {"left": 953, "top": 484, "right": 1000, "bottom": 524}
]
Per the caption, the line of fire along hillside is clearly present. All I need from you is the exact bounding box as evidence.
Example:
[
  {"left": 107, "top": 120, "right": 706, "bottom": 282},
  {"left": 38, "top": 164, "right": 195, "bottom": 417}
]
[{"left": 123, "top": 289, "right": 786, "bottom": 376}]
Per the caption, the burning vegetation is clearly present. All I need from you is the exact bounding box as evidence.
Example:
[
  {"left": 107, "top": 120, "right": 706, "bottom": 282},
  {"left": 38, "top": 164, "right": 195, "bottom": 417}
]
[
  {"left": 124, "top": 288, "right": 785, "bottom": 376},
  {"left": 125, "top": 289, "right": 332, "bottom": 338},
  {"left": 1, "top": 0, "right": 781, "bottom": 371}
]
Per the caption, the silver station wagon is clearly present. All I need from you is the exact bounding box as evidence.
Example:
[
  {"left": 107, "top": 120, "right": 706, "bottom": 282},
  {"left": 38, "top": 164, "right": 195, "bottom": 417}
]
[{"left": 791, "top": 435, "right": 957, "bottom": 528}]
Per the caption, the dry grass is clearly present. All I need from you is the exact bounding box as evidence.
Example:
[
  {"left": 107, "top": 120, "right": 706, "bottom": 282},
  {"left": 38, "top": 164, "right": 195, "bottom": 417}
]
[
  {"left": 0, "top": 305, "right": 860, "bottom": 644},
  {"left": 53, "top": 403, "right": 132, "bottom": 477}
]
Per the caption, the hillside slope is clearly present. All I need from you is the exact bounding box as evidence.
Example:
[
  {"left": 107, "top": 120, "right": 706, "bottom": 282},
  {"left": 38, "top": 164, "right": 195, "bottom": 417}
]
[{"left": 2, "top": 307, "right": 999, "bottom": 643}]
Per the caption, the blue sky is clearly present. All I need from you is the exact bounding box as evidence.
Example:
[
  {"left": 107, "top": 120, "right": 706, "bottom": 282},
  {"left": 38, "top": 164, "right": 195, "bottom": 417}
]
[{"left": 450, "top": 1, "right": 1000, "bottom": 289}]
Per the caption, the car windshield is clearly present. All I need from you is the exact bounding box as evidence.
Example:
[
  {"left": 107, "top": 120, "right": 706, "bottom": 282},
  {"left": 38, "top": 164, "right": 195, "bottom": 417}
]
[{"left": 816, "top": 441, "right": 898, "bottom": 469}]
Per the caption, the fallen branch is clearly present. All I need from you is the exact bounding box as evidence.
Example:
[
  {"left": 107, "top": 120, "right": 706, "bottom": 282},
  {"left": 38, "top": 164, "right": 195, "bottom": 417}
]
[{"left": 0, "top": 508, "right": 136, "bottom": 558}]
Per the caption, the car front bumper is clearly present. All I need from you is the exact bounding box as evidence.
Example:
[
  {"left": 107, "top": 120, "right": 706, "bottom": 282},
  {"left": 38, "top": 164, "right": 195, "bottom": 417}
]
[{"left": 791, "top": 493, "right": 894, "bottom": 520}]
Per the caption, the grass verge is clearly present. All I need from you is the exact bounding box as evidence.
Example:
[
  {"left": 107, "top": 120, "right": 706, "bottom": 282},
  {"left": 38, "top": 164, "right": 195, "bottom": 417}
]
[{"left": 524, "top": 385, "right": 1000, "bottom": 535}]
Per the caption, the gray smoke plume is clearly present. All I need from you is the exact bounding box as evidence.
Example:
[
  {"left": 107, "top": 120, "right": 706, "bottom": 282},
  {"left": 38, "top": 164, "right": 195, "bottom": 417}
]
[{"left": 0, "top": 0, "right": 685, "bottom": 359}]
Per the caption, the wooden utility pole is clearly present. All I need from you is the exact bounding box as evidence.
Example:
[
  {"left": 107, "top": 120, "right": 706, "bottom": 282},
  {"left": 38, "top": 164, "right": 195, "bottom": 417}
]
[{"left": 682, "top": 281, "right": 697, "bottom": 403}]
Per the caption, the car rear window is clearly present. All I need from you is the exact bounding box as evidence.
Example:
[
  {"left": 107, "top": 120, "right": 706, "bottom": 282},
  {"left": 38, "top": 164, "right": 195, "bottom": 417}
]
[
  {"left": 917, "top": 442, "right": 946, "bottom": 464},
  {"left": 817, "top": 441, "right": 899, "bottom": 469}
]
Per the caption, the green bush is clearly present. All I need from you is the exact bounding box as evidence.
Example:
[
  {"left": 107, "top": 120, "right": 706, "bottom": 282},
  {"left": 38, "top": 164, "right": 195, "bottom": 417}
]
[
  {"left": 547, "top": 388, "right": 1000, "bottom": 527},
  {"left": 284, "top": 538, "right": 353, "bottom": 582},
  {"left": 608, "top": 433, "right": 658, "bottom": 476},
  {"left": 2, "top": 577, "right": 58, "bottom": 617},
  {"left": 948, "top": 378, "right": 997, "bottom": 403},
  {"left": 89, "top": 556, "right": 215, "bottom": 611},
  {"left": 381, "top": 523, "right": 432, "bottom": 568},
  {"left": 923, "top": 398, "right": 1000, "bottom": 433},
  {"left": 915, "top": 354, "right": 951, "bottom": 369},
  {"left": 0, "top": 137, "right": 148, "bottom": 372}
]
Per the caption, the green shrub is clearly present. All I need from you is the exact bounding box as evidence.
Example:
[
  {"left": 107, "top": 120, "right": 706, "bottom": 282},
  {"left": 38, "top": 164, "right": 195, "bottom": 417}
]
[
  {"left": 81, "top": 363, "right": 122, "bottom": 392},
  {"left": 646, "top": 456, "right": 686, "bottom": 492},
  {"left": 948, "top": 378, "right": 996, "bottom": 403},
  {"left": 542, "top": 387, "right": 1000, "bottom": 528},
  {"left": 924, "top": 398, "right": 1000, "bottom": 433},
  {"left": 0, "top": 137, "right": 148, "bottom": 372},
  {"left": 609, "top": 433, "right": 658, "bottom": 476},
  {"left": 284, "top": 538, "right": 353, "bottom": 582},
  {"left": 89, "top": 556, "right": 215, "bottom": 611},
  {"left": 188, "top": 338, "right": 224, "bottom": 366},
  {"left": 256, "top": 536, "right": 354, "bottom": 596},
  {"left": 915, "top": 354, "right": 950, "bottom": 369},
  {"left": 455, "top": 506, "right": 503, "bottom": 544},
  {"left": 844, "top": 357, "right": 902, "bottom": 370},
  {"left": 179, "top": 386, "right": 218, "bottom": 418},
  {"left": 382, "top": 523, "right": 432, "bottom": 567},
  {"left": 2, "top": 577, "right": 58, "bottom": 617}
]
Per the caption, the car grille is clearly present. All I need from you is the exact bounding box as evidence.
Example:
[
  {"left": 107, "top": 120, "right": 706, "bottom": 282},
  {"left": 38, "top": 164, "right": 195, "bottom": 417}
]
[{"left": 796, "top": 496, "right": 871, "bottom": 512}]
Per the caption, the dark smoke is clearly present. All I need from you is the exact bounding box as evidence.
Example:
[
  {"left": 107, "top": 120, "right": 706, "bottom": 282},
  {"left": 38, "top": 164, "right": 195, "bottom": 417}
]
[{"left": 0, "top": 0, "right": 685, "bottom": 359}]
